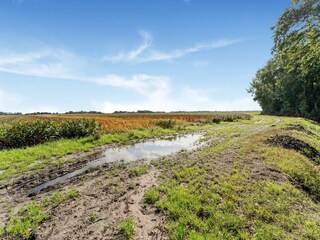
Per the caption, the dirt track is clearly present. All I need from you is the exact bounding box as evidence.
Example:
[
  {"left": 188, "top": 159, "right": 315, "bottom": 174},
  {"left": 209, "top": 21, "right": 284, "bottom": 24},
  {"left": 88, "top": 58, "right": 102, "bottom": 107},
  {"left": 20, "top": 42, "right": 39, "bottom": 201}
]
[{"left": 1, "top": 118, "right": 284, "bottom": 239}]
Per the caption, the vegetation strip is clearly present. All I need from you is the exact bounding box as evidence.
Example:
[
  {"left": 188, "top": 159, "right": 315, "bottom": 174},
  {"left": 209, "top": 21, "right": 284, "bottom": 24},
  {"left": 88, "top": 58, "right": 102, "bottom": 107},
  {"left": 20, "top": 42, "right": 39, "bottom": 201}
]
[{"left": 145, "top": 116, "right": 320, "bottom": 239}]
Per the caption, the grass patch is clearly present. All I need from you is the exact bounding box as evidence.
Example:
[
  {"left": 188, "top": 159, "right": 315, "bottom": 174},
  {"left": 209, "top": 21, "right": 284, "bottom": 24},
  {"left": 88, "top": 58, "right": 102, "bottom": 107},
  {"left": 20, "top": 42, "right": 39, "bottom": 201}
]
[
  {"left": 119, "top": 218, "right": 135, "bottom": 240},
  {"left": 89, "top": 212, "right": 99, "bottom": 223},
  {"left": 1, "top": 189, "right": 79, "bottom": 239},
  {"left": 146, "top": 116, "right": 320, "bottom": 239},
  {"left": 129, "top": 164, "right": 149, "bottom": 177},
  {"left": 1, "top": 202, "right": 48, "bottom": 239},
  {"left": 241, "top": 117, "right": 320, "bottom": 200},
  {"left": 145, "top": 188, "right": 160, "bottom": 204}
]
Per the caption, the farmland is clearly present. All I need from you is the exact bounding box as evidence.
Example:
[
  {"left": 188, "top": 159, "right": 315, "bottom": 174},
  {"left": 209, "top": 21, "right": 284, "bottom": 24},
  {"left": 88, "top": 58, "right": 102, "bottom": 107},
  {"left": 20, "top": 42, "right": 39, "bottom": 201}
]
[
  {"left": 0, "top": 112, "right": 320, "bottom": 239},
  {"left": 0, "top": 112, "right": 252, "bottom": 133}
]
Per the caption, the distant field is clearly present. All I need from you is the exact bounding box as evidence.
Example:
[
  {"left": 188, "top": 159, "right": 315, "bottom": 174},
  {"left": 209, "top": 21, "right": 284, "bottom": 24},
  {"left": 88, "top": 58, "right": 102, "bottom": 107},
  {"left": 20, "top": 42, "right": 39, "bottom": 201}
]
[{"left": 0, "top": 112, "right": 253, "bottom": 133}]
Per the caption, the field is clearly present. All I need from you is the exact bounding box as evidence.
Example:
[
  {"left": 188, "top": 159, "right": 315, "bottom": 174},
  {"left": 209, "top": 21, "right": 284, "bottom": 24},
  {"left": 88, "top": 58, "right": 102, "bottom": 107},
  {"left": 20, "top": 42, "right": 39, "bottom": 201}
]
[
  {"left": 0, "top": 112, "right": 252, "bottom": 133},
  {"left": 0, "top": 112, "right": 320, "bottom": 239}
]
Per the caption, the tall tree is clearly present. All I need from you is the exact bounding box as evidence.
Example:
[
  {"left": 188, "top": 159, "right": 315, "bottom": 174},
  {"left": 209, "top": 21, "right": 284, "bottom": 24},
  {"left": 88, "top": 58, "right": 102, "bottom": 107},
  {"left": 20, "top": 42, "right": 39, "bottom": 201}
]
[{"left": 248, "top": 0, "right": 320, "bottom": 121}]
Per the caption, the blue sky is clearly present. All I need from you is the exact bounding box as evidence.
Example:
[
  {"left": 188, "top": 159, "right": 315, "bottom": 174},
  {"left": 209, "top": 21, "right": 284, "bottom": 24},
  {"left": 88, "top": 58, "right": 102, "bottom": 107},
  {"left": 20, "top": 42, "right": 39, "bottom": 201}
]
[{"left": 0, "top": 0, "right": 291, "bottom": 113}]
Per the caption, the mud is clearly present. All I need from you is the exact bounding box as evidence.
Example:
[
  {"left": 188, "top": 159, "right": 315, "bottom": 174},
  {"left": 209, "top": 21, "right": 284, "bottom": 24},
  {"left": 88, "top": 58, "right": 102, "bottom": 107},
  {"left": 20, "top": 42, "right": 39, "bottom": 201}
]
[
  {"left": 285, "top": 124, "right": 314, "bottom": 136},
  {"left": 27, "top": 134, "right": 202, "bottom": 196},
  {"left": 266, "top": 135, "right": 320, "bottom": 163},
  {"left": 35, "top": 161, "right": 168, "bottom": 240},
  {"left": 3, "top": 133, "right": 202, "bottom": 193}
]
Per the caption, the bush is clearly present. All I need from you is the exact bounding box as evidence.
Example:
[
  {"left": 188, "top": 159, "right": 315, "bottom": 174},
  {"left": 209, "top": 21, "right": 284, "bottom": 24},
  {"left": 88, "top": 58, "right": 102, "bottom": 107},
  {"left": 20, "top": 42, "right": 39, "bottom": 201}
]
[
  {"left": 0, "top": 119, "right": 103, "bottom": 150},
  {"left": 155, "top": 119, "right": 176, "bottom": 129}
]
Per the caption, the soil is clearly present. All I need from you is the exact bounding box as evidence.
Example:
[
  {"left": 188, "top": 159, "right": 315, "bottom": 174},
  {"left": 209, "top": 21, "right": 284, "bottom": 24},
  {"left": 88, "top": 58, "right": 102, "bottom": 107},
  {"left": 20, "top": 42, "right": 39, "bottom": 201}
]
[
  {"left": 266, "top": 134, "right": 320, "bottom": 163},
  {"left": 35, "top": 162, "right": 167, "bottom": 240},
  {"left": 285, "top": 124, "right": 314, "bottom": 136}
]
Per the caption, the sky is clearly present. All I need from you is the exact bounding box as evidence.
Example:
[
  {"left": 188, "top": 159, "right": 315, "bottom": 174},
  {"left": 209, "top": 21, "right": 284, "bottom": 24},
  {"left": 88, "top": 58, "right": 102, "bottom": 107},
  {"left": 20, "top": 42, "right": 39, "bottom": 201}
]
[{"left": 0, "top": 0, "right": 291, "bottom": 113}]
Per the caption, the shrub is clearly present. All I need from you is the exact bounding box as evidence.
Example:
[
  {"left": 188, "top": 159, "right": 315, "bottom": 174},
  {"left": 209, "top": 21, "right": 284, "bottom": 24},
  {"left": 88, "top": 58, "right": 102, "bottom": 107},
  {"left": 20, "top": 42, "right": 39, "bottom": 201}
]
[
  {"left": 0, "top": 119, "right": 103, "bottom": 150},
  {"left": 155, "top": 119, "right": 176, "bottom": 129}
]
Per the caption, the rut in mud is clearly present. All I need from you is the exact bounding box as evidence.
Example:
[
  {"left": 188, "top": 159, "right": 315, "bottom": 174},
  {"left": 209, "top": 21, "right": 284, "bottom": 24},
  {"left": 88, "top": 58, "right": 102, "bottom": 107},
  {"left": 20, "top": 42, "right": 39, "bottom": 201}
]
[{"left": 266, "top": 134, "right": 320, "bottom": 163}]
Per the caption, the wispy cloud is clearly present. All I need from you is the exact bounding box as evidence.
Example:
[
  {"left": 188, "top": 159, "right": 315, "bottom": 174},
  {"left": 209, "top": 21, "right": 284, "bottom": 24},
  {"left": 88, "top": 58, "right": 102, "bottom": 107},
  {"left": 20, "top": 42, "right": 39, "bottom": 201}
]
[
  {"left": 92, "top": 89, "right": 260, "bottom": 113},
  {"left": 0, "top": 48, "right": 86, "bottom": 80},
  {"left": 102, "top": 31, "right": 243, "bottom": 63},
  {"left": 0, "top": 48, "right": 171, "bottom": 103},
  {"left": 0, "top": 45, "right": 259, "bottom": 113},
  {"left": 94, "top": 74, "right": 170, "bottom": 99}
]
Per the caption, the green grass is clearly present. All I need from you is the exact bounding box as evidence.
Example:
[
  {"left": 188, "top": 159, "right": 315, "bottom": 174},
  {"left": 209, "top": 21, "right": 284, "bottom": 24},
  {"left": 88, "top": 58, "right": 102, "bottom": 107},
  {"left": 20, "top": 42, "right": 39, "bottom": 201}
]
[
  {"left": 1, "top": 202, "right": 49, "bottom": 239},
  {"left": 129, "top": 164, "right": 149, "bottom": 177},
  {"left": 0, "top": 189, "right": 79, "bottom": 239},
  {"left": 119, "top": 218, "right": 135, "bottom": 240},
  {"left": 145, "top": 115, "right": 320, "bottom": 239},
  {"left": 89, "top": 212, "right": 99, "bottom": 223},
  {"left": 241, "top": 117, "right": 320, "bottom": 200},
  {"left": 145, "top": 188, "right": 161, "bottom": 204}
]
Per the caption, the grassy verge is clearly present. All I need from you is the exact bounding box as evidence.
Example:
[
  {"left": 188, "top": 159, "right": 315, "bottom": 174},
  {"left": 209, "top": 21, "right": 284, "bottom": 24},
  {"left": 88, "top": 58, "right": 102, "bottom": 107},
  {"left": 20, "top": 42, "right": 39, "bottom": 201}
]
[
  {"left": 145, "top": 116, "right": 320, "bottom": 239},
  {"left": 242, "top": 117, "right": 320, "bottom": 201}
]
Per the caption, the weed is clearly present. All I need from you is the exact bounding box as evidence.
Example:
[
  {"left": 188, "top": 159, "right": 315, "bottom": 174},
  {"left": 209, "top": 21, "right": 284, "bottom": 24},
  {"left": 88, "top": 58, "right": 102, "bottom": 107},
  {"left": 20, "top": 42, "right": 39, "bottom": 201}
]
[
  {"left": 119, "top": 218, "right": 135, "bottom": 239},
  {"left": 0, "top": 189, "right": 79, "bottom": 239},
  {"left": 130, "top": 164, "right": 149, "bottom": 177},
  {"left": 145, "top": 188, "right": 160, "bottom": 204},
  {"left": 1, "top": 202, "right": 48, "bottom": 239},
  {"left": 90, "top": 212, "right": 98, "bottom": 223}
]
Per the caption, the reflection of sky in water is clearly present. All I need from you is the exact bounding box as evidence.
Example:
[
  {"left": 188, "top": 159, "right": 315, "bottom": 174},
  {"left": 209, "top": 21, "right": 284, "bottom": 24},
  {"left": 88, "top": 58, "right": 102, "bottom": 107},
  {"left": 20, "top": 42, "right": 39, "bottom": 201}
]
[
  {"left": 96, "top": 134, "right": 201, "bottom": 164},
  {"left": 28, "top": 134, "right": 202, "bottom": 195}
]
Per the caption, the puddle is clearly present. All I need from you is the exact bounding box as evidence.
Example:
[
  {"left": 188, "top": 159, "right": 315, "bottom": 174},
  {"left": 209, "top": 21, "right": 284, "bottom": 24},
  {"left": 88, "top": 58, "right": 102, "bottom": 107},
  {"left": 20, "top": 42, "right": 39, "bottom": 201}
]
[{"left": 28, "top": 134, "right": 203, "bottom": 195}]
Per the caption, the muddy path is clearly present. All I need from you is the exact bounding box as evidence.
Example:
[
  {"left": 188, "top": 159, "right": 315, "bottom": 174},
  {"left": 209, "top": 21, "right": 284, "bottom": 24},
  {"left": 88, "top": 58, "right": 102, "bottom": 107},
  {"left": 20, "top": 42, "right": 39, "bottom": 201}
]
[
  {"left": 2, "top": 132, "right": 202, "bottom": 194},
  {"left": 0, "top": 118, "right": 282, "bottom": 239},
  {"left": 35, "top": 163, "right": 167, "bottom": 240}
]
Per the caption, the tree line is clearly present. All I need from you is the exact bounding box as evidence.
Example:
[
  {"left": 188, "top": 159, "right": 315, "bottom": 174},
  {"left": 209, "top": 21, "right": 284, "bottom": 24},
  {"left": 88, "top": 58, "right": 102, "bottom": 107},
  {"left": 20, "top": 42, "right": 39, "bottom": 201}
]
[{"left": 248, "top": 0, "right": 320, "bottom": 121}]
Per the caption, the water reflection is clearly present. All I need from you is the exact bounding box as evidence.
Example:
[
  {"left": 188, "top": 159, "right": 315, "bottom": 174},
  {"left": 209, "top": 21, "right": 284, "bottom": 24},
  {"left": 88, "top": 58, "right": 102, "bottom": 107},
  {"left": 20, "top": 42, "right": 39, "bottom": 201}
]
[{"left": 27, "top": 134, "right": 202, "bottom": 195}]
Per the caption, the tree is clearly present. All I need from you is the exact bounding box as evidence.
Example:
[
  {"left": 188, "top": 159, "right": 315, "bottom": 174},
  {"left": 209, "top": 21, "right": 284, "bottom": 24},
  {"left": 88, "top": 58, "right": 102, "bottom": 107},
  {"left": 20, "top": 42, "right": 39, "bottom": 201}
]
[{"left": 248, "top": 0, "right": 320, "bottom": 121}]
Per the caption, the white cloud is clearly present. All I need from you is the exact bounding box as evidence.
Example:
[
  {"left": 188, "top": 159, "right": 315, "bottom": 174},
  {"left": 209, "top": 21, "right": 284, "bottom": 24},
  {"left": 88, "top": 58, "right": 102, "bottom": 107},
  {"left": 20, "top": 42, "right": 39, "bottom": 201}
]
[
  {"left": 0, "top": 48, "right": 172, "bottom": 102},
  {"left": 102, "top": 31, "right": 243, "bottom": 63},
  {"left": 0, "top": 45, "right": 259, "bottom": 113},
  {"left": 103, "top": 31, "right": 152, "bottom": 63},
  {"left": 94, "top": 74, "right": 170, "bottom": 98},
  {"left": 0, "top": 48, "right": 86, "bottom": 80},
  {"left": 92, "top": 85, "right": 260, "bottom": 113}
]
